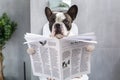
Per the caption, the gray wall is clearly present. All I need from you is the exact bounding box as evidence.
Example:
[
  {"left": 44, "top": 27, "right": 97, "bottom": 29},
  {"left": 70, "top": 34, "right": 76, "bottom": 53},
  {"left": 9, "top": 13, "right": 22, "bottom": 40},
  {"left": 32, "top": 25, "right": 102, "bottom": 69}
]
[
  {"left": 0, "top": 0, "right": 31, "bottom": 80},
  {"left": 31, "top": 0, "right": 120, "bottom": 80}
]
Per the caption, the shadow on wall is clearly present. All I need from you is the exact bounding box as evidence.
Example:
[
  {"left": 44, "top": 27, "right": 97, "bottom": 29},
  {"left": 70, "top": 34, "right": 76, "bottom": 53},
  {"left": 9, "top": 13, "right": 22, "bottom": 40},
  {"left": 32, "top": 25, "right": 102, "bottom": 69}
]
[{"left": 113, "top": 58, "right": 120, "bottom": 80}]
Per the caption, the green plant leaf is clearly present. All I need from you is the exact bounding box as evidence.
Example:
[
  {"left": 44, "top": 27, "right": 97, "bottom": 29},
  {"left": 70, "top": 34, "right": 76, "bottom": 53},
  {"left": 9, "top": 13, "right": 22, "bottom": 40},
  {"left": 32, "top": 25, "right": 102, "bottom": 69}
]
[{"left": 0, "top": 13, "right": 17, "bottom": 48}]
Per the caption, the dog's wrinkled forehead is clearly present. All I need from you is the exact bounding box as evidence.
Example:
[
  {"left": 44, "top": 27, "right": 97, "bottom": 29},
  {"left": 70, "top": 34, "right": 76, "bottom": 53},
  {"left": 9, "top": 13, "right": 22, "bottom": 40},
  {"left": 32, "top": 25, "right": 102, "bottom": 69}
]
[{"left": 54, "top": 12, "right": 66, "bottom": 22}]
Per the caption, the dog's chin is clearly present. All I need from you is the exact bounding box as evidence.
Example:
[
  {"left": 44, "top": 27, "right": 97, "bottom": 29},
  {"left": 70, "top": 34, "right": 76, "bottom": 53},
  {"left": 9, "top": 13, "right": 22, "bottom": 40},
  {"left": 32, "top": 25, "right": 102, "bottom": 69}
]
[{"left": 55, "top": 34, "right": 65, "bottom": 39}]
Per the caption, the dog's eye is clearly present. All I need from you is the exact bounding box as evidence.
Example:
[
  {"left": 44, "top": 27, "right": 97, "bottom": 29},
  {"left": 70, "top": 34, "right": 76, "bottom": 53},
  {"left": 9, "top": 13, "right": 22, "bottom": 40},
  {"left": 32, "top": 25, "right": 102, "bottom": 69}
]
[{"left": 63, "top": 19, "right": 69, "bottom": 24}]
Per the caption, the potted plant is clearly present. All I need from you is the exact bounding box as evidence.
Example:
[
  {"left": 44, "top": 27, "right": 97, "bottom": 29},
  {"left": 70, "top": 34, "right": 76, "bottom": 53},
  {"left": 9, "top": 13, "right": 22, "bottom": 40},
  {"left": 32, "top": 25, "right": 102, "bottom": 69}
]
[{"left": 0, "top": 13, "right": 17, "bottom": 80}]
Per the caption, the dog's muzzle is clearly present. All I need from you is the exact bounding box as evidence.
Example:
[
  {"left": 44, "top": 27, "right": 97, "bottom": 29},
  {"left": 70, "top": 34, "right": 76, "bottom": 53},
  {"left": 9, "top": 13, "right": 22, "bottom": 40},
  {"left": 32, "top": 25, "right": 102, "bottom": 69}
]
[{"left": 54, "top": 23, "right": 63, "bottom": 35}]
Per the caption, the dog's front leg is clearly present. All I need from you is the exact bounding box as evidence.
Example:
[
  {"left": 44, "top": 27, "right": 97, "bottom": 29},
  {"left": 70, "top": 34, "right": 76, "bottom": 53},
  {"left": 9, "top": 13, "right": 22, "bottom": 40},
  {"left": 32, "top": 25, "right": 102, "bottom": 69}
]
[
  {"left": 85, "top": 44, "right": 95, "bottom": 52},
  {"left": 27, "top": 48, "right": 35, "bottom": 55}
]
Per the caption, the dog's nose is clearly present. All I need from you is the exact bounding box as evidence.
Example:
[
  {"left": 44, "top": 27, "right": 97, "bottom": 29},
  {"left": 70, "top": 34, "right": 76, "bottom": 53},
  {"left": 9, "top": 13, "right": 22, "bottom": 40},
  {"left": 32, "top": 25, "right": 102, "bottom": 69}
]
[{"left": 55, "top": 23, "right": 61, "bottom": 29}]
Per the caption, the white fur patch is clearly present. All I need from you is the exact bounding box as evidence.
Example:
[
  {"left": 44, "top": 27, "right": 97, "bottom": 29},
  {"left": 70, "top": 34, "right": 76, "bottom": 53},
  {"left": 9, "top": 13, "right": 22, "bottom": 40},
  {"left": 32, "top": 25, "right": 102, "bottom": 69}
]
[{"left": 56, "top": 12, "right": 66, "bottom": 22}]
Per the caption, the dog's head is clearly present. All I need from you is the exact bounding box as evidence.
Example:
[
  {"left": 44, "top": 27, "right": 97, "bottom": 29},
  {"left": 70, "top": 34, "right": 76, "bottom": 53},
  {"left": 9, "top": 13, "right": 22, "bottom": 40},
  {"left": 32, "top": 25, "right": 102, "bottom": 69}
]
[{"left": 45, "top": 5, "right": 78, "bottom": 39}]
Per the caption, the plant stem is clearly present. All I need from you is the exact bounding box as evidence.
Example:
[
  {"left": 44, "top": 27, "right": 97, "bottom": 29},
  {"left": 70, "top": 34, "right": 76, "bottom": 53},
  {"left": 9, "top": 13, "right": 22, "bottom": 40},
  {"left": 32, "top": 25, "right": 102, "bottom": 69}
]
[{"left": 0, "top": 46, "right": 4, "bottom": 80}]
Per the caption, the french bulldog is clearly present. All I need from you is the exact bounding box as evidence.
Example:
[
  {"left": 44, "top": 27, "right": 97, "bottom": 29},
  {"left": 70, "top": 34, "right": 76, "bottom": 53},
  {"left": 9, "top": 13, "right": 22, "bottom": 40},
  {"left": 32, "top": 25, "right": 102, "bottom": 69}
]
[
  {"left": 45, "top": 5, "right": 78, "bottom": 39},
  {"left": 27, "top": 5, "right": 95, "bottom": 80}
]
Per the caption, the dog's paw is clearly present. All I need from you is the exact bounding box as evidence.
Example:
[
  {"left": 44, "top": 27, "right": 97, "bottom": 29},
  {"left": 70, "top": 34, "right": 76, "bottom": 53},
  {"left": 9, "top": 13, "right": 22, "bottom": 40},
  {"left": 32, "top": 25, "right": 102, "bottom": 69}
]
[
  {"left": 85, "top": 45, "right": 95, "bottom": 52},
  {"left": 27, "top": 48, "right": 35, "bottom": 55}
]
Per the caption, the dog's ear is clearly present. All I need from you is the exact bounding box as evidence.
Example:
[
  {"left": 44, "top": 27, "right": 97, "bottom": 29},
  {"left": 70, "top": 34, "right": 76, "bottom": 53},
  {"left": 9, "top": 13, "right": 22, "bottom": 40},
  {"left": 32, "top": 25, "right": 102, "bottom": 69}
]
[
  {"left": 45, "top": 7, "right": 52, "bottom": 21},
  {"left": 67, "top": 5, "right": 78, "bottom": 21}
]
